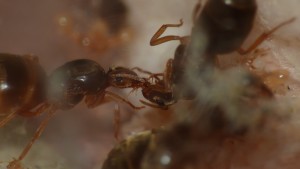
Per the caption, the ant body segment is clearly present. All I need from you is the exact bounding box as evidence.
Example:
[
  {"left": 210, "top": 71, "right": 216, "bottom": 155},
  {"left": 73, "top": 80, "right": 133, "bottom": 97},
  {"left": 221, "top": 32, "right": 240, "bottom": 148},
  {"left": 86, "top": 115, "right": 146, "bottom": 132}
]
[{"left": 0, "top": 54, "right": 145, "bottom": 169}]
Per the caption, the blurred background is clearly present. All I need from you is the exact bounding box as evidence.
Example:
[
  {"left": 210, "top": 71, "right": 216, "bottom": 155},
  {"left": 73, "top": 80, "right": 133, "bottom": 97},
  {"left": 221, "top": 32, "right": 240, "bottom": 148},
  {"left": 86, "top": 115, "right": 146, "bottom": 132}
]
[{"left": 0, "top": 0, "right": 300, "bottom": 169}]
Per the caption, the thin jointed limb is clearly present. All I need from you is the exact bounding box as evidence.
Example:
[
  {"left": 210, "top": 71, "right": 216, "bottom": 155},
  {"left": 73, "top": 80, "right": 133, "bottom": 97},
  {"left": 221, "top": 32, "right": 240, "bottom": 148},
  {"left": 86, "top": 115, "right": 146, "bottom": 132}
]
[
  {"left": 150, "top": 19, "right": 186, "bottom": 46},
  {"left": 105, "top": 91, "right": 145, "bottom": 109},
  {"left": 238, "top": 17, "right": 296, "bottom": 55},
  {"left": 0, "top": 111, "right": 17, "bottom": 128},
  {"left": 7, "top": 106, "right": 56, "bottom": 169},
  {"left": 131, "top": 67, "right": 163, "bottom": 81},
  {"left": 139, "top": 100, "right": 168, "bottom": 110},
  {"left": 113, "top": 104, "right": 121, "bottom": 141}
]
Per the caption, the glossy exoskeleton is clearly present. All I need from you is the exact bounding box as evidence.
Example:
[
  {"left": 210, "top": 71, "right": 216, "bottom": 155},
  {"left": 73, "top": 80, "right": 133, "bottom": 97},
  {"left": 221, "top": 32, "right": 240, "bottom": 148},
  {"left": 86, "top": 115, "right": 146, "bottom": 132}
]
[
  {"left": 190, "top": 0, "right": 295, "bottom": 58},
  {"left": 192, "top": 0, "right": 257, "bottom": 55},
  {"left": 0, "top": 55, "right": 144, "bottom": 169},
  {"left": 0, "top": 54, "right": 46, "bottom": 118},
  {"left": 139, "top": 0, "right": 294, "bottom": 109}
]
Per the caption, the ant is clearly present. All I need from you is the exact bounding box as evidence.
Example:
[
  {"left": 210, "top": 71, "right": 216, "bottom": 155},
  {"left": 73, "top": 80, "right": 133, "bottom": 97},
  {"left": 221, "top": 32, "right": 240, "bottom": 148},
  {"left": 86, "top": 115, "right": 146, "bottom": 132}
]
[
  {"left": 151, "top": 0, "right": 295, "bottom": 66},
  {"left": 109, "top": 66, "right": 176, "bottom": 109},
  {"left": 0, "top": 54, "right": 145, "bottom": 169},
  {"left": 134, "top": 0, "right": 295, "bottom": 109}
]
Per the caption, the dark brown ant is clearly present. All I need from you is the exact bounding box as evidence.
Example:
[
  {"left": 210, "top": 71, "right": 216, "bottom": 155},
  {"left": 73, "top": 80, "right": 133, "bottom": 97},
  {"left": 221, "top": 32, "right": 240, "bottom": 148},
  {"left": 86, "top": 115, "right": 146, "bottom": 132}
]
[
  {"left": 151, "top": 1, "right": 295, "bottom": 65},
  {"left": 135, "top": 0, "right": 295, "bottom": 109},
  {"left": 0, "top": 54, "right": 145, "bottom": 169}
]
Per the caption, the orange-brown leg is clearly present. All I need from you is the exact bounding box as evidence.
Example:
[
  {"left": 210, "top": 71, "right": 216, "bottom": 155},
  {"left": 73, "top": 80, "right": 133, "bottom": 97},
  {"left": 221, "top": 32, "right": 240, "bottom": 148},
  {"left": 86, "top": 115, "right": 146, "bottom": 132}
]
[
  {"left": 139, "top": 100, "right": 168, "bottom": 110},
  {"left": 150, "top": 19, "right": 185, "bottom": 46},
  {"left": 85, "top": 93, "right": 106, "bottom": 108},
  {"left": 131, "top": 67, "right": 155, "bottom": 75},
  {"left": 21, "top": 103, "right": 51, "bottom": 117},
  {"left": 148, "top": 73, "right": 164, "bottom": 83},
  {"left": 105, "top": 91, "right": 145, "bottom": 110},
  {"left": 0, "top": 103, "right": 50, "bottom": 128},
  {"left": 0, "top": 111, "right": 18, "bottom": 128},
  {"left": 7, "top": 107, "right": 56, "bottom": 169},
  {"left": 131, "top": 67, "right": 163, "bottom": 82},
  {"left": 113, "top": 104, "right": 121, "bottom": 142},
  {"left": 238, "top": 17, "right": 296, "bottom": 55}
]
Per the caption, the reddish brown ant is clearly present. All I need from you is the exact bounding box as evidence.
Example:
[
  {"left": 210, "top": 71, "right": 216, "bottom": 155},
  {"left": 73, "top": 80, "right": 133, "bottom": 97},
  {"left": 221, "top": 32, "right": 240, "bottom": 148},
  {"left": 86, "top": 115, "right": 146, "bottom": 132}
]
[
  {"left": 0, "top": 54, "right": 145, "bottom": 169},
  {"left": 109, "top": 66, "right": 176, "bottom": 109}
]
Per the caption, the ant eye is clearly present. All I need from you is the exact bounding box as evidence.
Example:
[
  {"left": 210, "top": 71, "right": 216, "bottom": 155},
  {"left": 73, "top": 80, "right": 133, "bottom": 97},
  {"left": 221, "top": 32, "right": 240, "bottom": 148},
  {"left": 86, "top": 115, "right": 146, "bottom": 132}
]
[{"left": 116, "top": 77, "right": 124, "bottom": 84}]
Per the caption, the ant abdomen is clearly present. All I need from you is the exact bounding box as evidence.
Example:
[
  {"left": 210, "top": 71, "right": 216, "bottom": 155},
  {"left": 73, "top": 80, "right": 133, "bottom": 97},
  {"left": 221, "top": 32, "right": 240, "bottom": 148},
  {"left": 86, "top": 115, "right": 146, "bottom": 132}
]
[
  {"left": 47, "top": 59, "right": 107, "bottom": 109},
  {"left": 0, "top": 53, "right": 46, "bottom": 117},
  {"left": 194, "top": 0, "right": 257, "bottom": 54}
]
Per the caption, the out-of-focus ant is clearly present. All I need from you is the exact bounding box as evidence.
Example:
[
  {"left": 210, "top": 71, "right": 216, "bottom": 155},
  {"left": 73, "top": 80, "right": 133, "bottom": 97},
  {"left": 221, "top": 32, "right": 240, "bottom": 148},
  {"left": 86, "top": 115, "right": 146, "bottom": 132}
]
[
  {"left": 57, "top": 0, "right": 131, "bottom": 53},
  {"left": 135, "top": 0, "right": 295, "bottom": 109},
  {"left": 191, "top": 0, "right": 295, "bottom": 62},
  {"left": 102, "top": 130, "right": 155, "bottom": 169},
  {"left": 0, "top": 54, "right": 144, "bottom": 169},
  {"left": 151, "top": 0, "right": 295, "bottom": 66}
]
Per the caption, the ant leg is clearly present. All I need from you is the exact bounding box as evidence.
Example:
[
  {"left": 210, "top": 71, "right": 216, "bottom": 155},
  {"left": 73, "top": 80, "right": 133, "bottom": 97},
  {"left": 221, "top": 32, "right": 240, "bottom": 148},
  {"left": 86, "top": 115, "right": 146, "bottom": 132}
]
[
  {"left": 150, "top": 19, "right": 185, "bottom": 46},
  {"left": 139, "top": 100, "right": 168, "bottom": 110},
  {"left": 0, "top": 111, "right": 17, "bottom": 128},
  {"left": 131, "top": 67, "right": 155, "bottom": 75},
  {"left": 131, "top": 67, "right": 163, "bottom": 81},
  {"left": 0, "top": 103, "right": 50, "bottom": 128},
  {"left": 148, "top": 73, "right": 164, "bottom": 83},
  {"left": 21, "top": 103, "right": 51, "bottom": 117},
  {"left": 86, "top": 91, "right": 145, "bottom": 109},
  {"left": 131, "top": 67, "right": 161, "bottom": 78},
  {"left": 85, "top": 93, "right": 106, "bottom": 108},
  {"left": 113, "top": 104, "right": 121, "bottom": 141},
  {"left": 7, "top": 107, "right": 56, "bottom": 169},
  {"left": 105, "top": 91, "right": 145, "bottom": 110},
  {"left": 238, "top": 17, "right": 296, "bottom": 55}
]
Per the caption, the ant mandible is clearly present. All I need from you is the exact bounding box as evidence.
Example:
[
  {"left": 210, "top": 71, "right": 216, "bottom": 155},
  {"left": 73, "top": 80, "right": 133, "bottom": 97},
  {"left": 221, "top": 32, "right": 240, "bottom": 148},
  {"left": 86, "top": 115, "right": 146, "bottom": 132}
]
[{"left": 0, "top": 54, "right": 144, "bottom": 169}]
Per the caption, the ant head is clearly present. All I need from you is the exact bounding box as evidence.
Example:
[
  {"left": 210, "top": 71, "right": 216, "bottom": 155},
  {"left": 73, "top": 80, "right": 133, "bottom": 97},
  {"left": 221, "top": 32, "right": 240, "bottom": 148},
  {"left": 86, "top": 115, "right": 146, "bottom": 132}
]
[
  {"left": 141, "top": 85, "right": 176, "bottom": 107},
  {"left": 107, "top": 66, "right": 146, "bottom": 88}
]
